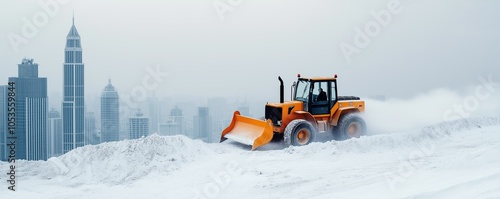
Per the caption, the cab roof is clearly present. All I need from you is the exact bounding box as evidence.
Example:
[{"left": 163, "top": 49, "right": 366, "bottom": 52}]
[{"left": 298, "top": 77, "right": 337, "bottom": 81}]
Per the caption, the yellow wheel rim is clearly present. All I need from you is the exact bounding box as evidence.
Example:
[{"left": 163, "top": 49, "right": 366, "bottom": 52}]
[
  {"left": 297, "top": 129, "right": 310, "bottom": 145},
  {"left": 347, "top": 122, "right": 361, "bottom": 138}
]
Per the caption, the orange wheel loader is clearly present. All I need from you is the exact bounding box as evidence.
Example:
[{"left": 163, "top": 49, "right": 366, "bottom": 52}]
[{"left": 220, "top": 74, "right": 366, "bottom": 150}]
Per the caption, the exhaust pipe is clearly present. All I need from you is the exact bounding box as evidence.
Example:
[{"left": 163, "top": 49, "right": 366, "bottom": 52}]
[{"left": 278, "top": 76, "right": 284, "bottom": 103}]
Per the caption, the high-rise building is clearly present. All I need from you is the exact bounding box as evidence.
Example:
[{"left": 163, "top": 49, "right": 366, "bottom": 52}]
[
  {"left": 194, "top": 107, "right": 211, "bottom": 142},
  {"left": 62, "top": 17, "right": 85, "bottom": 153},
  {"left": 129, "top": 110, "right": 149, "bottom": 139},
  {"left": 0, "top": 86, "right": 7, "bottom": 161},
  {"left": 85, "top": 112, "right": 100, "bottom": 145},
  {"left": 8, "top": 58, "right": 48, "bottom": 160},
  {"left": 100, "top": 79, "right": 119, "bottom": 143},
  {"left": 48, "top": 108, "right": 63, "bottom": 158},
  {"left": 158, "top": 122, "right": 181, "bottom": 136},
  {"left": 157, "top": 107, "right": 183, "bottom": 136},
  {"left": 170, "top": 106, "right": 184, "bottom": 134}
]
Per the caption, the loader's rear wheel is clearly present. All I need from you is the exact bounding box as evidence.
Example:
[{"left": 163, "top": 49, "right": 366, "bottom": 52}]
[
  {"left": 337, "top": 114, "right": 366, "bottom": 140},
  {"left": 284, "top": 119, "right": 316, "bottom": 147}
]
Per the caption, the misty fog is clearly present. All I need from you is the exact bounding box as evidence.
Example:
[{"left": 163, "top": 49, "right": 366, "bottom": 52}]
[{"left": 1, "top": 0, "right": 498, "bottom": 124}]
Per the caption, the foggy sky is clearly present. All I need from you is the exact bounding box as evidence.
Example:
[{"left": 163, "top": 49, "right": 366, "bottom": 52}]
[{"left": 1, "top": 0, "right": 499, "bottom": 108}]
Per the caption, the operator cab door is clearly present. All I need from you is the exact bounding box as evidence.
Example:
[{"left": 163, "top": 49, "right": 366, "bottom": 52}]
[{"left": 309, "top": 80, "right": 337, "bottom": 115}]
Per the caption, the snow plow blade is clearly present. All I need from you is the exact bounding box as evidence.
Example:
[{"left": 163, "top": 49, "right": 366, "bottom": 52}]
[{"left": 220, "top": 111, "right": 274, "bottom": 150}]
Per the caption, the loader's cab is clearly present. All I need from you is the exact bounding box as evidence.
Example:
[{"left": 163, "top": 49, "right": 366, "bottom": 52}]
[{"left": 294, "top": 77, "right": 338, "bottom": 115}]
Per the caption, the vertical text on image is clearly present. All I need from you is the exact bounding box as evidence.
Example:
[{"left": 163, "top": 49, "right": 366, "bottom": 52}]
[{"left": 6, "top": 82, "right": 17, "bottom": 191}]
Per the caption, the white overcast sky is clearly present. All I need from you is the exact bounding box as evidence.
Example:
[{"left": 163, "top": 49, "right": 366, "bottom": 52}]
[{"left": 1, "top": 0, "right": 499, "bottom": 105}]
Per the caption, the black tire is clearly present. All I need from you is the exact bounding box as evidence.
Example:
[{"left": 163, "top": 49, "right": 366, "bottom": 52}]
[
  {"left": 337, "top": 114, "right": 366, "bottom": 140},
  {"left": 331, "top": 126, "right": 342, "bottom": 140},
  {"left": 284, "top": 119, "right": 317, "bottom": 147}
]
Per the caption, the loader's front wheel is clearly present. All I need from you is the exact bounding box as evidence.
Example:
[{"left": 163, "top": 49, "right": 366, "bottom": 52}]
[
  {"left": 337, "top": 114, "right": 366, "bottom": 140},
  {"left": 284, "top": 119, "right": 316, "bottom": 147}
]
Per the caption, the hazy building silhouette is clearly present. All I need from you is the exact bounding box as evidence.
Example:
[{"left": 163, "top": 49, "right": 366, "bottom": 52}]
[
  {"left": 208, "top": 98, "right": 229, "bottom": 142},
  {"left": 194, "top": 107, "right": 211, "bottom": 142},
  {"left": 158, "top": 97, "right": 172, "bottom": 124},
  {"left": 170, "top": 106, "right": 183, "bottom": 133},
  {"left": 48, "top": 108, "right": 63, "bottom": 157},
  {"left": 120, "top": 115, "right": 129, "bottom": 140},
  {"left": 237, "top": 105, "right": 250, "bottom": 116},
  {"left": 62, "top": 17, "right": 85, "bottom": 153},
  {"left": 217, "top": 118, "right": 232, "bottom": 137},
  {"left": 100, "top": 79, "right": 119, "bottom": 142},
  {"left": 0, "top": 86, "right": 7, "bottom": 161},
  {"left": 8, "top": 58, "right": 48, "bottom": 160},
  {"left": 85, "top": 112, "right": 100, "bottom": 145},
  {"left": 147, "top": 95, "right": 160, "bottom": 134},
  {"left": 158, "top": 122, "right": 181, "bottom": 136},
  {"left": 129, "top": 110, "right": 149, "bottom": 139},
  {"left": 158, "top": 106, "right": 184, "bottom": 136}
]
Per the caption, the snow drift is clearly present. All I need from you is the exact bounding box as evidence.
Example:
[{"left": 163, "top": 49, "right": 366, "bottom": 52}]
[
  {"left": 5, "top": 116, "right": 499, "bottom": 185},
  {"left": 1, "top": 117, "right": 499, "bottom": 198},
  {"left": 11, "top": 135, "right": 213, "bottom": 185}
]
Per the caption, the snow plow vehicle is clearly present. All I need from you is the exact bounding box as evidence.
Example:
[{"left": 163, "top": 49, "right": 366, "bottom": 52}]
[{"left": 220, "top": 74, "right": 366, "bottom": 150}]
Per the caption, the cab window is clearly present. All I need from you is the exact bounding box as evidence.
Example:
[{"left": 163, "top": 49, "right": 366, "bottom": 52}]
[{"left": 312, "top": 81, "right": 328, "bottom": 103}]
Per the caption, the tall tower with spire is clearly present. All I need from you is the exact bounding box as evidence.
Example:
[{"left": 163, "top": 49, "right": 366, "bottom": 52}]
[{"left": 62, "top": 16, "right": 85, "bottom": 153}]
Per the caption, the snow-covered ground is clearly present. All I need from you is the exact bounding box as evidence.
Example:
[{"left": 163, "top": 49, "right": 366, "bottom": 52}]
[
  {"left": 2, "top": 87, "right": 500, "bottom": 198},
  {"left": 1, "top": 116, "right": 500, "bottom": 199}
]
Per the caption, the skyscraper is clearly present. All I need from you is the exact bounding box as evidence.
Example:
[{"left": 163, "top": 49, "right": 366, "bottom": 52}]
[
  {"left": 101, "top": 79, "right": 119, "bottom": 142},
  {"left": 129, "top": 110, "right": 149, "bottom": 139},
  {"left": 0, "top": 86, "right": 7, "bottom": 161},
  {"left": 194, "top": 107, "right": 211, "bottom": 142},
  {"left": 158, "top": 106, "right": 183, "bottom": 136},
  {"left": 48, "top": 108, "right": 63, "bottom": 158},
  {"left": 8, "top": 58, "right": 48, "bottom": 160},
  {"left": 62, "top": 17, "right": 85, "bottom": 153},
  {"left": 158, "top": 122, "right": 181, "bottom": 136}
]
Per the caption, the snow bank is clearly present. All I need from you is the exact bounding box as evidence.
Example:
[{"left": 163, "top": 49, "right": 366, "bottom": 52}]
[
  {"left": 282, "top": 116, "right": 500, "bottom": 156},
  {"left": 1, "top": 116, "right": 499, "bottom": 199},
  {"left": 5, "top": 116, "right": 499, "bottom": 188},
  {"left": 14, "top": 135, "right": 213, "bottom": 185}
]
